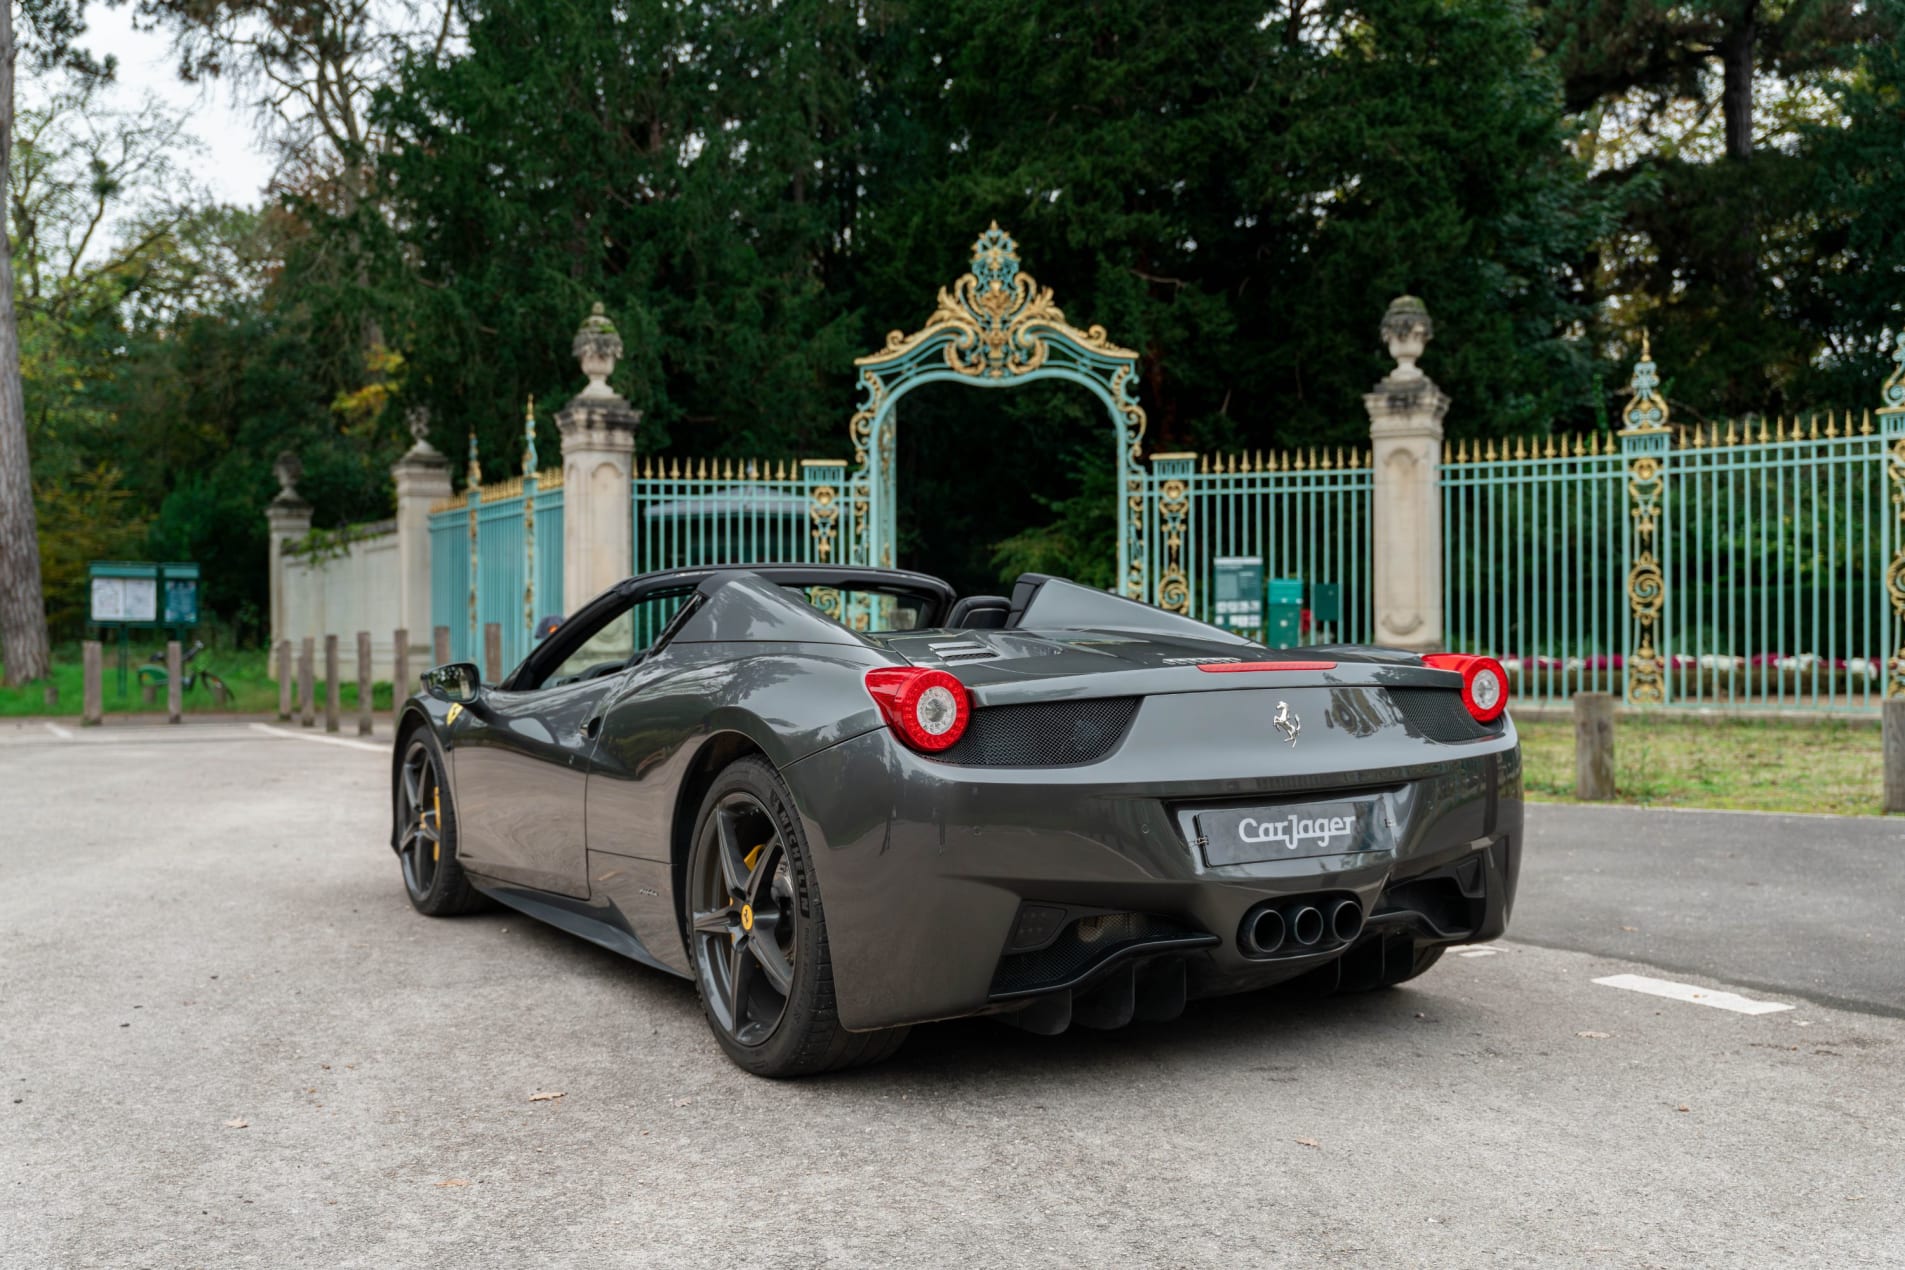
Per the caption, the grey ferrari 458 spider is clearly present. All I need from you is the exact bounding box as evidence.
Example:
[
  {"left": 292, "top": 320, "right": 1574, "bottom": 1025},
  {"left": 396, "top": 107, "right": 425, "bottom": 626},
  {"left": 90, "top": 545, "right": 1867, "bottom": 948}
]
[{"left": 391, "top": 565, "right": 1521, "bottom": 1077}]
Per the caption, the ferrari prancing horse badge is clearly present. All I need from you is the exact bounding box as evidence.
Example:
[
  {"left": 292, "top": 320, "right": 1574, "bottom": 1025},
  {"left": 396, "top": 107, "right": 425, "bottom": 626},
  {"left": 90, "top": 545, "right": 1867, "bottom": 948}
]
[{"left": 1273, "top": 700, "right": 1300, "bottom": 747}]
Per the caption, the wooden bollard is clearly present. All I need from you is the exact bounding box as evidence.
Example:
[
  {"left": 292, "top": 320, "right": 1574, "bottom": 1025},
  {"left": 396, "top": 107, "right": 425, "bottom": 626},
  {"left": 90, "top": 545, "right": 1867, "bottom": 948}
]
[
  {"left": 82, "top": 641, "right": 103, "bottom": 726},
  {"left": 165, "top": 641, "right": 183, "bottom": 724},
  {"left": 483, "top": 623, "right": 502, "bottom": 685},
  {"left": 299, "top": 637, "right": 316, "bottom": 727},
  {"left": 277, "top": 640, "right": 292, "bottom": 720},
  {"left": 324, "top": 635, "right": 341, "bottom": 733},
  {"left": 1574, "top": 692, "right": 1615, "bottom": 801},
  {"left": 356, "top": 631, "right": 374, "bottom": 736},
  {"left": 393, "top": 627, "right": 410, "bottom": 705},
  {"left": 1884, "top": 698, "right": 1905, "bottom": 814},
  {"left": 433, "top": 625, "right": 451, "bottom": 667}
]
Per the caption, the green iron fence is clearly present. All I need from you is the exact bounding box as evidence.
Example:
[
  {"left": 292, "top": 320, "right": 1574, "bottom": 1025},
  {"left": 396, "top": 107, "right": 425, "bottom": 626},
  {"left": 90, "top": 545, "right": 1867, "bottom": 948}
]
[
  {"left": 1443, "top": 338, "right": 1894, "bottom": 710},
  {"left": 429, "top": 453, "right": 848, "bottom": 668},
  {"left": 1144, "top": 447, "right": 1374, "bottom": 643},
  {"left": 629, "top": 455, "right": 847, "bottom": 641},
  {"left": 428, "top": 472, "right": 565, "bottom": 671},
  {"left": 632, "top": 455, "right": 844, "bottom": 575},
  {"left": 1442, "top": 435, "right": 1630, "bottom": 702}
]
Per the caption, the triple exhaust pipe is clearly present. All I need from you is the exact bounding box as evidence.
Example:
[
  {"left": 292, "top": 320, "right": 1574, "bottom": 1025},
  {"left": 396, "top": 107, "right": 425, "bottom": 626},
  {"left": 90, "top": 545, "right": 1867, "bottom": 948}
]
[{"left": 1239, "top": 896, "right": 1364, "bottom": 957}]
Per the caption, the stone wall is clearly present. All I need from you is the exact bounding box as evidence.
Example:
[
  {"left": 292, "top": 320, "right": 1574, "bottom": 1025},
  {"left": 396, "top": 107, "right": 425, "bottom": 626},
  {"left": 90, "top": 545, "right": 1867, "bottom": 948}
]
[{"left": 279, "top": 523, "right": 403, "bottom": 682}]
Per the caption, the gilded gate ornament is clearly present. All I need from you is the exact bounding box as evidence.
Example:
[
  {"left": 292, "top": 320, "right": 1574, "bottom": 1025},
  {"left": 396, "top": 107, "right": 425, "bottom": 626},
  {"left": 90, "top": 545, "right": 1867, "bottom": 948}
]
[
  {"left": 846, "top": 223, "right": 1150, "bottom": 599},
  {"left": 1156, "top": 474, "right": 1191, "bottom": 615},
  {"left": 1620, "top": 336, "right": 1672, "bottom": 704},
  {"left": 804, "top": 463, "right": 840, "bottom": 564},
  {"left": 1879, "top": 332, "right": 1905, "bottom": 693},
  {"left": 863, "top": 223, "right": 1139, "bottom": 379},
  {"left": 466, "top": 430, "right": 481, "bottom": 656},
  {"left": 522, "top": 397, "right": 538, "bottom": 646}
]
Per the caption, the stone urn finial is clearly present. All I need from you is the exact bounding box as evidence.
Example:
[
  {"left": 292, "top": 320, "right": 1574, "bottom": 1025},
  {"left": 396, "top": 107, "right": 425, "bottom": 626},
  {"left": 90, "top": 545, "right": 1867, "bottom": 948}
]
[
  {"left": 273, "top": 451, "right": 303, "bottom": 498},
  {"left": 572, "top": 302, "right": 624, "bottom": 401},
  {"left": 1379, "top": 296, "right": 1434, "bottom": 381},
  {"left": 401, "top": 405, "right": 442, "bottom": 459}
]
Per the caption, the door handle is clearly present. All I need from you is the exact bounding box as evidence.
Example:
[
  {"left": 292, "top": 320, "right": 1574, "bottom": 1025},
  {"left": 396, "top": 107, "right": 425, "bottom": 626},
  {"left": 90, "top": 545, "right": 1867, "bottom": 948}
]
[{"left": 582, "top": 716, "right": 602, "bottom": 740}]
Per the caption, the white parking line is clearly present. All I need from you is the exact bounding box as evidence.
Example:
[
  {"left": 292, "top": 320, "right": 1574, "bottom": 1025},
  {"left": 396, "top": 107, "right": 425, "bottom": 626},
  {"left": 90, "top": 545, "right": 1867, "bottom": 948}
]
[
  {"left": 1592, "top": 973, "right": 1794, "bottom": 1015},
  {"left": 248, "top": 722, "right": 386, "bottom": 754},
  {"left": 42, "top": 722, "right": 73, "bottom": 740}
]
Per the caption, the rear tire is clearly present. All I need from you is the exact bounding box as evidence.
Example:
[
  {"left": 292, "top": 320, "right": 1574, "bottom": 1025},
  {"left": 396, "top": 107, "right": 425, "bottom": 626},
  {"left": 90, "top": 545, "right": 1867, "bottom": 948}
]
[
  {"left": 394, "top": 730, "right": 486, "bottom": 916},
  {"left": 685, "top": 756, "right": 908, "bottom": 1078}
]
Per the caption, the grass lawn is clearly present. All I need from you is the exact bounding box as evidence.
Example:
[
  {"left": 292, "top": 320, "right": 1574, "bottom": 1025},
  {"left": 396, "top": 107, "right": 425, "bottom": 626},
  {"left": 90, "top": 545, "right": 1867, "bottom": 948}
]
[
  {"left": 1515, "top": 712, "right": 1883, "bottom": 817},
  {"left": 0, "top": 646, "right": 397, "bottom": 718}
]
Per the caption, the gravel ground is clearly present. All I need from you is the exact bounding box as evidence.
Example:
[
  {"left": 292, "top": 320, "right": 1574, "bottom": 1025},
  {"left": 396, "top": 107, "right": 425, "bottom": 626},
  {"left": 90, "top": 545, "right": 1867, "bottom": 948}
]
[{"left": 3, "top": 721, "right": 1901, "bottom": 1268}]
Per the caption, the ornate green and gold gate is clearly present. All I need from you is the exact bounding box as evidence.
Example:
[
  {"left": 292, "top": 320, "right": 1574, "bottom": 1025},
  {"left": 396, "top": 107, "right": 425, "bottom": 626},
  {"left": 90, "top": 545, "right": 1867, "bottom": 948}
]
[{"left": 846, "top": 224, "right": 1151, "bottom": 599}]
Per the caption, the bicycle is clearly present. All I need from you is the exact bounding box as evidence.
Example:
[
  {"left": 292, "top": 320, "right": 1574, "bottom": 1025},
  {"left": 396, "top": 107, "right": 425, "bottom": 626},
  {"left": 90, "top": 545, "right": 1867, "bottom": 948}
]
[{"left": 137, "top": 640, "right": 231, "bottom": 705}]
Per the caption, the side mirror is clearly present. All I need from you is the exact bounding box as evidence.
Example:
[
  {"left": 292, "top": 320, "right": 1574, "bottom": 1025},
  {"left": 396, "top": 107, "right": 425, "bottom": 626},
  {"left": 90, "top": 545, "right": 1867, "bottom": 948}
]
[
  {"left": 533, "top": 615, "right": 563, "bottom": 641},
  {"left": 423, "top": 662, "right": 483, "bottom": 705}
]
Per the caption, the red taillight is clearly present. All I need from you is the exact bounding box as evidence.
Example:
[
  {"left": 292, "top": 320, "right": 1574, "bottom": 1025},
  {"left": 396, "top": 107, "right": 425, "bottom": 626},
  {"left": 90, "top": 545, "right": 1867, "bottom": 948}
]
[
  {"left": 1422, "top": 653, "right": 1509, "bottom": 723},
  {"left": 864, "top": 667, "right": 970, "bottom": 752}
]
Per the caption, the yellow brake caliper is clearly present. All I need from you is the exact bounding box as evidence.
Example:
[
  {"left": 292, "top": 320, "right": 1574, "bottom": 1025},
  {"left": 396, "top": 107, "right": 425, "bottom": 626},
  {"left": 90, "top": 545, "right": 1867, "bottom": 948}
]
[
  {"left": 431, "top": 784, "right": 441, "bottom": 862},
  {"left": 737, "top": 843, "right": 767, "bottom": 939}
]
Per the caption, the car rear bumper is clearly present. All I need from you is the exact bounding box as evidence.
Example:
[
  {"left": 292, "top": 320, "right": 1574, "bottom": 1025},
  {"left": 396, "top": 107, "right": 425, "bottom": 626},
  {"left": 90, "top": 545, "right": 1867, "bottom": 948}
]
[{"left": 784, "top": 695, "right": 1523, "bottom": 1032}]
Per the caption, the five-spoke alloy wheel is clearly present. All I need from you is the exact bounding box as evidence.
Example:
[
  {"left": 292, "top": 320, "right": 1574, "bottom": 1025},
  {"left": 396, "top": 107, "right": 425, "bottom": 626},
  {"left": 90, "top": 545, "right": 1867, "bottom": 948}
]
[
  {"left": 394, "top": 732, "right": 484, "bottom": 915},
  {"left": 689, "top": 792, "right": 799, "bottom": 1045},
  {"left": 685, "top": 757, "right": 907, "bottom": 1077}
]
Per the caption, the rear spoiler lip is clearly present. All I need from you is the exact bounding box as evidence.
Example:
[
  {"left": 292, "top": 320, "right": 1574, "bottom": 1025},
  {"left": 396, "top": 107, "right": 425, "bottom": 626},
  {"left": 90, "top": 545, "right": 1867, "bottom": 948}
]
[{"left": 959, "top": 662, "right": 1463, "bottom": 708}]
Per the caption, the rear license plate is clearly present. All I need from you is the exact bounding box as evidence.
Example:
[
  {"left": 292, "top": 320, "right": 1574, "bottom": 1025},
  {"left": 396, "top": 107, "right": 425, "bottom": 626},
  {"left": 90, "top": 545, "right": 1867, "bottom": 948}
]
[{"left": 1195, "top": 798, "right": 1388, "bottom": 867}]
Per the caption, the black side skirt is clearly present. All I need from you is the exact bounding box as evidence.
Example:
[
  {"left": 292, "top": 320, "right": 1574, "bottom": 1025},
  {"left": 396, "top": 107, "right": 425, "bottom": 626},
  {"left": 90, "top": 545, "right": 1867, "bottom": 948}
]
[{"left": 470, "top": 880, "right": 692, "bottom": 980}]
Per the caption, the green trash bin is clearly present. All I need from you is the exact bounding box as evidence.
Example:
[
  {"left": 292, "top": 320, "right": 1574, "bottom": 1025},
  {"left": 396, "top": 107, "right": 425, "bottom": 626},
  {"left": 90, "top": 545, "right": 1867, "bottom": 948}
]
[{"left": 1266, "top": 577, "right": 1304, "bottom": 649}]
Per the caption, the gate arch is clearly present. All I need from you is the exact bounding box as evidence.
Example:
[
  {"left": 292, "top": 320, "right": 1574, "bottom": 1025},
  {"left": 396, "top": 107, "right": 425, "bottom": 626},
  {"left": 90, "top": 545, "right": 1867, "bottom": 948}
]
[{"left": 847, "top": 224, "right": 1150, "bottom": 599}]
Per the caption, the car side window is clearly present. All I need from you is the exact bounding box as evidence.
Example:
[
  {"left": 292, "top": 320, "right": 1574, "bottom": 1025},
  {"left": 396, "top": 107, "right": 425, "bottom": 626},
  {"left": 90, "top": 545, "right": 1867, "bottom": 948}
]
[
  {"left": 781, "top": 585, "right": 930, "bottom": 632},
  {"left": 536, "top": 590, "right": 695, "bottom": 689}
]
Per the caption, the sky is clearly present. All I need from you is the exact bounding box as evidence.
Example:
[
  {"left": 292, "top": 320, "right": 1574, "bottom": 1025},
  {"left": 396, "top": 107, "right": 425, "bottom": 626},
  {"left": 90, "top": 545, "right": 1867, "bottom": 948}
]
[{"left": 65, "top": 3, "right": 276, "bottom": 208}]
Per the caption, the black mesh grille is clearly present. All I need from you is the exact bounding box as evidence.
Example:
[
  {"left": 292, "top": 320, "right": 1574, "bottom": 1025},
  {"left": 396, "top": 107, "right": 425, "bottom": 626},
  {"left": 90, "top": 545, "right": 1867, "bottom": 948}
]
[
  {"left": 989, "top": 914, "right": 1208, "bottom": 997},
  {"left": 1386, "top": 687, "right": 1505, "bottom": 743},
  {"left": 936, "top": 697, "right": 1140, "bottom": 767}
]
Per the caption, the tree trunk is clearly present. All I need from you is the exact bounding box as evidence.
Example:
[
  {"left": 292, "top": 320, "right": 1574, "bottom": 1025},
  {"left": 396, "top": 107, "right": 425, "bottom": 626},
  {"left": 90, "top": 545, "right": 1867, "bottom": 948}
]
[
  {"left": 1719, "top": 4, "right": 1757, "bottom": 162},
  {"left": 0, "top": 0, "right": 53, "bottom": 686},
  {"left": 1717, "top": 4, "right": 1759, "bottom": 312}
]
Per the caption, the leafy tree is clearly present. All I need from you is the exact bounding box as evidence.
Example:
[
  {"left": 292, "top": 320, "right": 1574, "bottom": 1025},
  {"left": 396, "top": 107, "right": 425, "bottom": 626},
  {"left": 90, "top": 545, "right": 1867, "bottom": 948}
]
[
  {"left": 3, "top": 0, "right": 116, "bottom": 684},
  {"left": 1533, "top": 0, "right": 1891, "bottom": 414}
]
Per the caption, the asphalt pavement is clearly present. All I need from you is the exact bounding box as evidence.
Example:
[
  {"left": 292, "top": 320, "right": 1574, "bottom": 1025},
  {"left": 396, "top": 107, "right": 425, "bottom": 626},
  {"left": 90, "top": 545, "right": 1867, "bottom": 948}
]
[
  {"left": 1514, "top": 803, "right": 1905, "bottom": 1018},
  {"left": 2, "top": 719, "right": 1902, "bottom": 1267}
]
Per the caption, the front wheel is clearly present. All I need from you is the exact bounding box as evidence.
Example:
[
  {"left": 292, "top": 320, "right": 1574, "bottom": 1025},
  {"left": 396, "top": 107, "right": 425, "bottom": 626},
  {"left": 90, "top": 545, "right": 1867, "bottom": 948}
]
[
  {"left": 685, "top": 757, "right": 907, "bottom": 1077},
  {"left": 394, "top": 731, "right": 486, "bottom": 916}
]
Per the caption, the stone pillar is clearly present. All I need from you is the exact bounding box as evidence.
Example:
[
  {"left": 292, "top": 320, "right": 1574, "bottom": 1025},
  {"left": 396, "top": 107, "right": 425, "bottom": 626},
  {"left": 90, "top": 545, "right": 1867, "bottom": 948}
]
[
  {"left": 265, "top": 452, "right": 313, "bottom": 662},
  {"left": 391, "top": 408, "right": 453, "bottom": 673},
  {"left": 165, "top": 641, "right": 183, "bottom": 724},
  {"left": 393, "top": 628, "right": 411, "bottom": 704},
  {"left": 356, "top": 631, "right": 374, "bottom": 736},
  {"left": 299, "top": 637, "right": 316, "bottom": 728},
  {"left": 82, "top": 641, "right": 102, "bottom": 726},
  {"left": 1363, "top": 297, "right": 1449, "bottom": 652},
  {"left": 555, "top": 303, "right": 639, "bottom": 607},
  {"left": 324, "top": 634, "right": 341, "bottom": 734}
]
